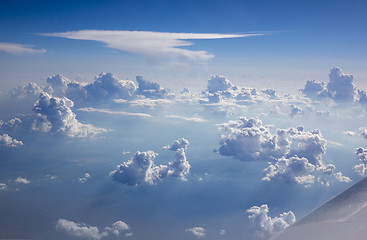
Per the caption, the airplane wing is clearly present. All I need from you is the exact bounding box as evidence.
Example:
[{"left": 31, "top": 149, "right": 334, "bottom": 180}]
[{"left": 270, "top": 177, "right": 367, "bottom": 240}]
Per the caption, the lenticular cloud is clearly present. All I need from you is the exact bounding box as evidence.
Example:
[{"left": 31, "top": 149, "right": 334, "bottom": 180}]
[{"left": 41, "top": 30, "right": 262, "bottom": 62}]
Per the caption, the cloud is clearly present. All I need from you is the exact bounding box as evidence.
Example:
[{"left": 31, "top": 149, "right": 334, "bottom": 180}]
[
  {"left": 354, "top": 147, "right": 367, "bottom": 177},
  {"left": 185, "top": 227, "right": 206, "bottom": 238},
  {"left": 0, "top": 183, "right": 7, "bottom": 191},
  {"left": 15, "top": 177, "right": 30, "bottom": 184},
  {"left": 10, "top": 82, "right": 43, "bottom": 99},
  {"left": 41, "top": 30, "right": 261, "bottom": 62},
  {"left": 289, "top": 104, "right": 303, "bottom": 118},
  {"left": 163, "top": 138, "right": 190, "bottom": 151},
  {"left": 167, "top": 148, "right": 191, "bottom": 181},
  {"left": 0, "top": 133, "right": 23, "bottom": 147},
  {"left": 32, "top": 92, "right": 107, "bottom": 138},
  {"left": 247, "top": 204, "right": 296, "bottom": 239},
  {"left": 327, "top": 67, "right": 356, "bottom": 102},
  {"left": 334, "top": 172, "right": 352, "bottom": 183},
  {"left": 218, "top": 117, "right": 344, "bottom": 185},
  {"left": 136, "top": 76, "right": 172, "bottom": 99},
  {"left": 166, "top": 115, "right": 207, "bottom": 123},
  {"left": 217, "top": 117, "right": 285, "bottom": 161},
  {"left": 83, "top": 73, "right": 137, "bottom": 102},
  {"left": 0, "top": 118, "right": 22, "bottom": 132},
  {"left": 359, "top": 127, "right": 367, "bottom": 139},
  {"left": 56, "top": 219, "right": 130, "bottom": 240},
  {"left": 110, "top": 151, "right": 169, "bottom": 185},
  {"left": 78, "top": 173, "right": 91, "bottom": 183},
  {"left": 114, "top": 98, "right": 173, "bottom": 108},
  {"left": 78, "top": 107, "right": 152, "bottom": 118},
  {"left": 262, "top": 156, "right": 316, "bottom": 184},
  {"left": 207, "top": 75, "right": 235, "bottom": 93},
  {"left": 111, "top": 138, "right": 191, "bottom": 185},
  {"left": 0, "top": 42, "right": 46, "bottom": 55},
  {"left": 300, "top": 67, "right": 362, "bottom": 103}
]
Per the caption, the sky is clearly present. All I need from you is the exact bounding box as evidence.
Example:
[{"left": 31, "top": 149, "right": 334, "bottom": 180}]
[{"left": 1, "top": 0, "right": 367, "bottom": 240}]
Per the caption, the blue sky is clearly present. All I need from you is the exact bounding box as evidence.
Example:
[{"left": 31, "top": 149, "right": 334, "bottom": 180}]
[
  {"left": 1, "top": 0, "right": 367, "bottom": 91},
  {"left": 1, "top": 1, "right": 367, "bottom": 240}
]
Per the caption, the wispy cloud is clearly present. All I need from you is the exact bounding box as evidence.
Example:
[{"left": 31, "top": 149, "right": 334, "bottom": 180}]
[
  {"left": 0, "top": 42, "right": 46, "bottom": 55},
  {"left": 166, "top": 115, "right": 207, "bottom": 122},
  {"left": 41, "top": 30, "right": 262, "bottom": 62},
  {"left": 78, "top": 107, "right": 152, "bottom": 118}
]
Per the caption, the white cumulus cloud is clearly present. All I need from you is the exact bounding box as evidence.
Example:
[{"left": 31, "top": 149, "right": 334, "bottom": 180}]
[
  {"left": 185, "top": 227, "right": 206, "bottom": 238},
  {"left": 32, "top": 92, "right": 107, "bottom": 138},
  {"left": 111, "top": 138, "right": 191, "bottom": 185},
  {"left": 15, "top": 177, "right": 30, "bottom": 184},
  {"left": 247, "top": 204, "right": 295, "bottom": 239},
  {"left": 56, "top": 219, "right": 130, "bottom": 240}
]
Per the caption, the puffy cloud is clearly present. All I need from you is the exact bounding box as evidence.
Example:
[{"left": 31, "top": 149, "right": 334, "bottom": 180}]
[
  {"left": 32, "top": 92, "right": 107, "bottom": 138},
  {"left": 110, "top": 151, "right": 168, "bottom": 186},
  {"left": 354, "top": 147, "right": 367, "bottom": 177},
  {"left": 287, "top": 127, "right": 327, "bottom": 166},
  {"left": 207, "top": 75, "right": 234, "bottom": 94},
  {"left": 1, "top": 118, "right": 22, "bottom": 131},
  {"left": 300, "top": 80, "right": 327, "bottom": 99},
  {"left": 10, "top": 82, "right": 43, "bottom": 99},
  {"left": 185, "top": 227, "right": 206, "bottom": 238},
  {"left": 104, "top": 221, "right": 130, "bottom": 236},
  {"left": 15, "top": 177, "right": 30, "bottom": 184},
  {"left": 111, "top": 138, "right": 191, "bottom": 185},
  {"left": 136, "top": 76, "right": 172, "bottom": 99},
  {"left": 354, "top": 164, "right": 367, "bottom": 177},
  {"left": 334, "top": 172, "right": 352, "bottom": 183},
  {"left": 163, "top": 138, "right": 190, "bottom": 151},
  {"left": 218, "top": 117, "right": 280, "bottom": 161},
  {"left": 247, "top": 204, "right": 296, "bottom": 239},
  {"left": 327, "top": 67, "right": 356, "bottom": 102},
  {"left": 289, "top": 104, "right": 303, "bottom": 118},
  {"left": 0, "top": 133, "right": 23, "bottom": 147},
  {"left": 41, "top": 30, "right": 260, "bottom": 62},
  {"left": 218, "top": 117, "right": 343, "bottom": 185},
  {"left": 56, "top": 219, "right": 130, "bottom": 240},
  {"left": 355, "top": 147, "right": 367, "bottom": 163},
  {"left": 79, "top": 173, "right": 91, "bottom": 183},
  {"left": 0, "top": 42, "right": 46, "bottom": 55},
  {"left": 46, "top": 74, "right": 71, "bottom": 97},
  {"left": 167, "top": 148, "right": 191, "bottom": 181},
  {"left": 359, "top": 127, "right": 367, "bottom": 139},
  {"left": 83, "top": 73, "right": 137, "bottom": 102},
  {"left": 0, "top": 183, "right": 7, "bottom": 191},
  {"left": 301, "top": 67, "right": 361, "bottom": 103},
  {"left": 262, "top": 156, "right": 315, "bottom": 184}
]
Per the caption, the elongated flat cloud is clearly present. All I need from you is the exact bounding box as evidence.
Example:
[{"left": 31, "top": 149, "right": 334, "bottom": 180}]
[
  {"left": 0, "top": 42, "right": 46, "bottom": 55},
  {"left": 41, "top": 30, "right": 261, "bottom": 61},
  {"left": 78, "top": 107, "right": 152, "bottom": 118}
]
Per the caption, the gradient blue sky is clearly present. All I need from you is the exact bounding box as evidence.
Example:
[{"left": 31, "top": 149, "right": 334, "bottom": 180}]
[
  {"left": 1, "top": 0, "right": 367, "bottom": 91},
  {"left": 1, "top": 1, "right": 367, "bottom": 240}
]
